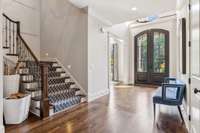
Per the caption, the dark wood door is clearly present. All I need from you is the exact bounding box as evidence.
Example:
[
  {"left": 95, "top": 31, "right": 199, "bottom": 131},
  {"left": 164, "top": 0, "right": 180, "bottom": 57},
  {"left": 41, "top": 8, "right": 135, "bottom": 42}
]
[{"left": 135, "top": 29, "right": 169, "bottom": 85}]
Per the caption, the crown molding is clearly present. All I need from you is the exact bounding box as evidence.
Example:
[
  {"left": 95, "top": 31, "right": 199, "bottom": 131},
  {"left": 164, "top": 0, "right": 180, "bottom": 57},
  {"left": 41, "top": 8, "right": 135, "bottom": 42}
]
[
  {"left": 88, "top": 8, "right": 113, "bottom": 26},
  {"left": 68, "top": 0, "right": 89, "bottom": 8}
]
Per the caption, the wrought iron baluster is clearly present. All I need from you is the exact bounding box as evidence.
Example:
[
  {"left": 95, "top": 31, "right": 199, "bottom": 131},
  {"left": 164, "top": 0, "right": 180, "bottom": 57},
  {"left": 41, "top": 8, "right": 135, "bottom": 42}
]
[
  {"left": 9, "top": 21, "right": 11, "bottom": 53},
  {"left": 16, "top": 35, "right": 19, "bottom": 55},
  {"left": 5, "top": 18, "right": 8, "bottom": 48},
  {"left": 13, "top": 23, "right": 15, "bottom": 54}
]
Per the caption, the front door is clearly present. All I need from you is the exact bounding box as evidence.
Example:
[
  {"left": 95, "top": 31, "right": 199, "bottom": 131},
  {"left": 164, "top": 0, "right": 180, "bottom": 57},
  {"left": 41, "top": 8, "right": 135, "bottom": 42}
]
[{"left": 135, "top": 29, "right": 169, "bottom": 85}]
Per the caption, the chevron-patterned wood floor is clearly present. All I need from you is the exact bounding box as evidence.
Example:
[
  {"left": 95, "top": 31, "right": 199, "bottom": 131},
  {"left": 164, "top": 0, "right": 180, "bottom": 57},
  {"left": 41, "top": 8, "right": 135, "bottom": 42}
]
[{"left": 6, "top": 85, "right": 188, "bottom": 133}]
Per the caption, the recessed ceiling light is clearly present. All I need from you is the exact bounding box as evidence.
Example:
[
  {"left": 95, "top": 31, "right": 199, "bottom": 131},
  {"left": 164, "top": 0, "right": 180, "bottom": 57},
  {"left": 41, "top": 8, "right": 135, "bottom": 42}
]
[{"left": 131, "top": 7, "right": 137, "bottom": 11}]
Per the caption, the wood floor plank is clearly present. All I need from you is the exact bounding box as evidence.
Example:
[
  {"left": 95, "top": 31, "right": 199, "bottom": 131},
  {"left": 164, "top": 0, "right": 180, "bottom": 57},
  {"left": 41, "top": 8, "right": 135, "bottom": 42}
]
[{"left": 5, "top": 86, "right": 188, "bottom": 133}]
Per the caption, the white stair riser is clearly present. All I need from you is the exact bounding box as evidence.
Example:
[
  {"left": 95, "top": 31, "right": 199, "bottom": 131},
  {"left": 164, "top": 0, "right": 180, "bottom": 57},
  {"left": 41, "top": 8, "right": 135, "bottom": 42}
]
[
  {"left": 30, "top": 108, "right": 40, "bottom": 117},
  {"left": 19, "top": 62, "right": 27, "bottom": 67},
  {"left": 81, "top": 98, "right": 87, "bottom": 103},
  {"left": 3, "top": 49, "right": 9, "bottom": 55},
  {"left": 21, "top": 75, "right": 34, "bottom": 82},
  {"left": 23, "top": 82, "right": 38, "bottom": 89},
  {"left": 31, "top": 100, "right": 40, "bottom": 109},
  {"left": 75, "top": 90, "right": 82, "bottom": 95},
  {"left": 18, "top": 68, "right": 29, "bottom": 74},
  {"left": 70, "top": 84, "right": 76, "bottom": 89},
  {"left": 52, "top": 63, "right": 58, "bottom": 67},
  {"left": 65, "top": 79, "right": 71, "bottom": 82},
  {"left": 60, "top": 73, "right": 66, "bottom": 77},
  {"left": 4, "top": 55, "right": 18, "bottom": 64},
  {"left": 26, "top": 90, "right": 41, "bottom": 97},
  {"left": 49, "top": 108, "right": 54, "bottom": 116},
  {"left": 56, "top": 68, "right": 63, "bottom": 72}
]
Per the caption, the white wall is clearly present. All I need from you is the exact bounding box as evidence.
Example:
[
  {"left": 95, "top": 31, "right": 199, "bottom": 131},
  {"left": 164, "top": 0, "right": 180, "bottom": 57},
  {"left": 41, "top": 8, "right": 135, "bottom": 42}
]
[
  {"left": 40, "top": 0, "right": 88, "bottom": 92},
  {"left": 2, "top": 0, "right": 40, "bottom": 58},
  {"left": 0, "top": 0, "right": 4, "bottom": 132},
  {"left": 129, "top": 18, "right": 178, "bottom": 83},
  {"left": 87, "top": 14, "right": 109, "bottom": 101}
]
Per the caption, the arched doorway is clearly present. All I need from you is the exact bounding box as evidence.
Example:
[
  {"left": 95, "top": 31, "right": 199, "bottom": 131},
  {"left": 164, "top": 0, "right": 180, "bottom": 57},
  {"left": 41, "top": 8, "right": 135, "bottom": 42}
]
[{"left": 134, "top": 29, "right": 169, "bottom": 85}]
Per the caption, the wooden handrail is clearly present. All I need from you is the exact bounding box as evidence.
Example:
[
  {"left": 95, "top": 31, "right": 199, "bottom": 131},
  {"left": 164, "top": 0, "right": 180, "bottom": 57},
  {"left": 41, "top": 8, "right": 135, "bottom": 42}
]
[
  {"left": 2, "top": 13, "right": 19, "bottom": 23},
  {"left": 18, "top": 34, "right": 39, "bottom": 63}
]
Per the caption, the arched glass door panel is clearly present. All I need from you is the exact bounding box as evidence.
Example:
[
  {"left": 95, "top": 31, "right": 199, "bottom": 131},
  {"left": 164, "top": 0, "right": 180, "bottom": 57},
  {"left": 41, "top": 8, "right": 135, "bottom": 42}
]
[
  {"left": 153, "top": 32, "right": 166, "bottom": 73},
  {"left": 137, "top": 34, "right": 148, "bottom": 72}
]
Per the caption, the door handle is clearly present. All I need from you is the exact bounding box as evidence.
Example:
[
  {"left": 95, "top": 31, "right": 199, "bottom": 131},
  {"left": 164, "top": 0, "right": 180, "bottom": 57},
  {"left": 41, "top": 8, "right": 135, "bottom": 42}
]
[{"left": 194, "top": 88, "right": 200, "bottom": 94}]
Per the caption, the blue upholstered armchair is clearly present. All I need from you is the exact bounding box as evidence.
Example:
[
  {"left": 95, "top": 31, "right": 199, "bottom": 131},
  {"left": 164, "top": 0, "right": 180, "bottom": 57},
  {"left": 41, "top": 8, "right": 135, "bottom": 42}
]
[{"left": 153, "top": 77, "right": 186, "bottom": 123}]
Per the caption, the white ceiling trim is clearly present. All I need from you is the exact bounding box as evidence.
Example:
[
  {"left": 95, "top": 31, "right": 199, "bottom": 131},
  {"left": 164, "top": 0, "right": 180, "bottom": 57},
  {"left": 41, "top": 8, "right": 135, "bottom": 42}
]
[
  {"left": 68, "top": 0, "right": 176, "bottom": 25},
  {"left": 129, "top": 14, "right": 176, "bottom": 29},
  {"left": 88, "top": 8, "right": 113, "bottom": 26},
  {"left": 68, "top": 0, "right": 88, "bottom": 8}
]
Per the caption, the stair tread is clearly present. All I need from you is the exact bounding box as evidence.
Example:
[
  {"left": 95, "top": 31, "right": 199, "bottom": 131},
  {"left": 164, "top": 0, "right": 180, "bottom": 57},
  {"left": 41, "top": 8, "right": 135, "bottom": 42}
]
[
  {"left": 22, "top": 81, "right": 37, "bottom": 83},
  {"left": 26, "top": 88, "right": 40, "bottom": 92},
  {"left": 3, "top": 46, "right": 10, "bottom": 49},
  {"left": 20, "top": 73, "right": 33, "bottom": 76},
  {"left": 19, "top": 66, "right": 28, "bottom": 69},
  {"left": 49, "top": 71, "right": 65, "bottom": 73},
  {"left": 31, "top": 96, "right": 41, "bottom": 101},
  {"left": 18, "top": 60, "right": 27, "bottom": 62},
  {"left": 35, "top": 105, "right": 53, "bottom": 110},
  {"left": 49, "top": 82, "right": 75, "bottom": 87},
  {"left": 40, "top": 61, "right": 57, "bottom": 64},
  {"left": 49, "top": 76, "right": 70, "bottom": 80},
  {"left": 19, "top": 67, "right": 29, "bottom": 70},
  {"left": 78, "top": 94, "right": 86, "bottom": 97},
  {"left": 6, "top": 53, "right": 19, "bottom": 56},
  {"left": 52, "top": 66, "right": 62, "bottom": 68}
]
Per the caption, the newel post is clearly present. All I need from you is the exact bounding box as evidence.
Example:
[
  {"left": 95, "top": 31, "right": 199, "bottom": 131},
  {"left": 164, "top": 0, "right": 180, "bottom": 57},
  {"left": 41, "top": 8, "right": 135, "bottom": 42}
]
[{"left": 39, "top": 63, "right": 50, "bottom": 119}]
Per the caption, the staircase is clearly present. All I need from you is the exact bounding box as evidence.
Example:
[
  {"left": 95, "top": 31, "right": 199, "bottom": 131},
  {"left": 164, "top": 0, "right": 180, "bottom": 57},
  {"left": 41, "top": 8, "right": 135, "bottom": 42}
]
[
  {"left": 2, "top": 14, "right": 87, "bottom": 118},
  {"left": 30, "top": 61, "right": 86, "bottom": 116}
]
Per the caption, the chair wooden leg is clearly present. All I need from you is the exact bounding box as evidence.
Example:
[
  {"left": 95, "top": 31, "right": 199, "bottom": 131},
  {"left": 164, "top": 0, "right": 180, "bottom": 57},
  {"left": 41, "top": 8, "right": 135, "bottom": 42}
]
[
  {"left": 178, "top": 106, "right": 184, "bottom": 124},
  {"left": 153, "top": 103, "right": 156, "bottom": 120}
]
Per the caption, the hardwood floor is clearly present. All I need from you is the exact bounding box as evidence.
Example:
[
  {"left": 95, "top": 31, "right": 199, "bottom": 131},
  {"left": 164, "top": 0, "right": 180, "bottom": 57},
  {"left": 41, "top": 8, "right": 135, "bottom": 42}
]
[{"left": 6, "top": 86, "right": 188, "bottom": 133}]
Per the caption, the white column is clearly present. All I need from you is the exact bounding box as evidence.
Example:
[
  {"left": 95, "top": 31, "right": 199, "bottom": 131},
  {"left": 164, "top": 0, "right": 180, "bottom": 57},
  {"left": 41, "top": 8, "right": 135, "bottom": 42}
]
[{"left": 0, "top": 0, "right": 5, "bottom": 132}]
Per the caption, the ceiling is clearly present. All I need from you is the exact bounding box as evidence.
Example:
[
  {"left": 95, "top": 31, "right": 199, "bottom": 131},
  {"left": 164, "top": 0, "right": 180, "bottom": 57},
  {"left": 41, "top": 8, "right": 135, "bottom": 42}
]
[{"left": 69, "top": 0, "right": 176, "bottom": 25}]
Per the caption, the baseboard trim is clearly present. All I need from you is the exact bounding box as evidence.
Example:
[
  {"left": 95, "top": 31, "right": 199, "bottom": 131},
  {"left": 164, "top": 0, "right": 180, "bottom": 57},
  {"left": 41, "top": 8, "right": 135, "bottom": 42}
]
[
  {"left": 88, "top": 89, "right": 109, "bottom": 102},
  {"left": 0, "top": 125, "right": 5, "bottom": 133},
  {"left": 181, "top": 105, "right": 190, "bottom": 133}
]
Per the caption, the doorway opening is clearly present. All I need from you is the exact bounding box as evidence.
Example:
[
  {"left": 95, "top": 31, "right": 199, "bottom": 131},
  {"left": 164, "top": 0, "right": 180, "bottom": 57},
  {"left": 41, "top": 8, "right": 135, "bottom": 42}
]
[
  {"left": 134, "top": 29, "right": 169, "bottom": 85},
  {"left": 108, "top": 34, "right": 124, "bottom": 86},
  {"left": 111, "top": 43, "right": 119, "bottom": 82}
]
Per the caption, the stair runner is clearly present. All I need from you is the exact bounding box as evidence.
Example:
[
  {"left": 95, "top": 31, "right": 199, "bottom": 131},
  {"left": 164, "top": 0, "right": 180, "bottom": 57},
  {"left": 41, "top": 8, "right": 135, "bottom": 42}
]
[
  {"left": 17, "top": 60, "right": 86, "bottom": 116},
  {"left": 47, "top": 62, "right": 86, "bottom": 113}
]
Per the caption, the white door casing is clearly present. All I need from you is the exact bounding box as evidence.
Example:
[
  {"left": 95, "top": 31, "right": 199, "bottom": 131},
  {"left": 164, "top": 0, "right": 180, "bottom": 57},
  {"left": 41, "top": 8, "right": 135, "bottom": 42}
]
[{"left": 190, "top": 0, "right": 200, "bottom": 132}]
